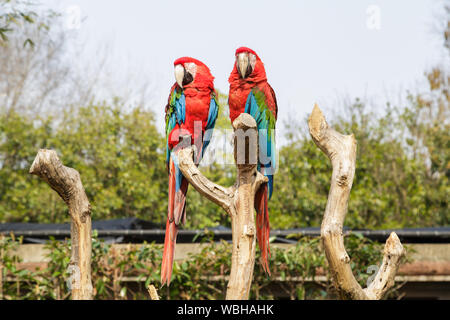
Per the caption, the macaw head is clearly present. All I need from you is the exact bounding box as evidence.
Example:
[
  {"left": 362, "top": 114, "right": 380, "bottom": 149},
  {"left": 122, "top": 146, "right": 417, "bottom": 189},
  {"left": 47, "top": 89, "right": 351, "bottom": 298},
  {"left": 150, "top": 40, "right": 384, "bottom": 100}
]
[
  {"left": 235, "top": 47, "right": 260, "bottom": 79},
  {"left": 229, "top": 47, "right": 267, "bottom": 85},
  {"left": 173, "top": 57, "right": 214, "bottom": 90}
]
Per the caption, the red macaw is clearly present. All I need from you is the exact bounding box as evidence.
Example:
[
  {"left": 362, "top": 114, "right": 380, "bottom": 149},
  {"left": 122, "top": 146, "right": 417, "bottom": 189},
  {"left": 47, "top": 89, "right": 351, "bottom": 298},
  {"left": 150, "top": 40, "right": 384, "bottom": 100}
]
[
  {"left": 161, "top": 57, "right": 219, "bottom": 286},
  {"left": 228, "top": 47, "right": 278, "bottom": 275}
]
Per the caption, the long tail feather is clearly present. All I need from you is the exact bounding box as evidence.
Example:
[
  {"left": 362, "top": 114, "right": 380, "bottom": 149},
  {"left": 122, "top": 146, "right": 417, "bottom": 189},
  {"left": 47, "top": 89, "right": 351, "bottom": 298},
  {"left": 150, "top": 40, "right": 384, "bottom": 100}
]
[
  {"left": 255, "top": 184, "right": 271, "bottom": 275},
  {"left": 160, "top": 218, "right": 178, "bottom": 286},
  {"left": 161, "top": 158, "right": 188, "bottom": 286},
  {"left": 174, "top": 178, "right": 189, "bottom": 225}
]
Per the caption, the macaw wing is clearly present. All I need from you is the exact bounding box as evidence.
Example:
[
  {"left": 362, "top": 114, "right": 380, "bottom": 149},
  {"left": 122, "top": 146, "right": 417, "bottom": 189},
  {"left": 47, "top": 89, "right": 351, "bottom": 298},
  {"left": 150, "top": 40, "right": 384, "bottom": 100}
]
[
  {"left": 200, "top": 91, "right": 219, "bottom": 158},
  {"left": 165, "top": 85, "right": 186, "bottom": 169},
  {"left": 244, "top": 87, "right": 277, "bottom": 198},
  {"left": 267, "top": 83, "right": 278, "bottom": 119}
]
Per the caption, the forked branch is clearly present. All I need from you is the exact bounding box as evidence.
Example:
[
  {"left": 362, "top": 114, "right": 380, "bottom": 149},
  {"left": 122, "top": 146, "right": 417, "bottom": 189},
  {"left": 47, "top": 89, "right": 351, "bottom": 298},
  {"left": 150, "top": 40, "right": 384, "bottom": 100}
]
[{"left": 308, "top": 104, "right": 405, "bottom": 300}]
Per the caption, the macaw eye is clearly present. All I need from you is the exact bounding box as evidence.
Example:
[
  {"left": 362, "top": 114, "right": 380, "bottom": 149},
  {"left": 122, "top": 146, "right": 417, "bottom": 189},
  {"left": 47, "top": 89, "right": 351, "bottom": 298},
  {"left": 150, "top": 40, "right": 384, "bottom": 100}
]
[
  {"left": 182, "top": 71, "right": 193, "bottom": 86},
  {"left": 183, "top": 62, "right": 197, "bottom": 86},
  {"left": 174, "top": 62, "right": 197, "bottom": 87},
  {"left": 244, "top": 53, "right": 257, "bottom": 77}
]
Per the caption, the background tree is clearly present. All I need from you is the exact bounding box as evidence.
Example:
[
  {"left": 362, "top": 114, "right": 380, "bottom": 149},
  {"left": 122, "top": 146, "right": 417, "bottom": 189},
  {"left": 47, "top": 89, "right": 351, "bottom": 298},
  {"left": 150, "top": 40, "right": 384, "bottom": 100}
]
[{"left": 0, "top": 102, "right": 167, "bottom": 223}]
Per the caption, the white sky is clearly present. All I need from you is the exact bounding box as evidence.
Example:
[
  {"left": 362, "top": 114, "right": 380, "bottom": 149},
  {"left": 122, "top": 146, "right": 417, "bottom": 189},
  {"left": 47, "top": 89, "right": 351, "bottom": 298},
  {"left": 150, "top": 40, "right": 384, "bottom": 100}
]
[{"left": 42, "top": 0, "right": 447, "bottom": 139}]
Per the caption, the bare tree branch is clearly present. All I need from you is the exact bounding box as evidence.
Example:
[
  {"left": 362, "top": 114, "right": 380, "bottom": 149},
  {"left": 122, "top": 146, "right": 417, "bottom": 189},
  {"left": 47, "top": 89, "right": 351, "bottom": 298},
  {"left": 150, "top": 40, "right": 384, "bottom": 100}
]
[
  {"left": 29, "top": 149, "right": 93, "bottom": 300},
  {"left": 308, "top": 104, "right": 405, "bottom": 300},
  {"left": 178, "top": 146, "right": 235, "bottom": 213}
]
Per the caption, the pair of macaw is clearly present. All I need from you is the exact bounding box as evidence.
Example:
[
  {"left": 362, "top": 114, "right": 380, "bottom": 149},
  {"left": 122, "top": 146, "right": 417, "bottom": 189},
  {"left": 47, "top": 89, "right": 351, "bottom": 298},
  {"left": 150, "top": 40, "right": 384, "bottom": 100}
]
[{"left": 161, "top": 48, "right": 278, "bottom": 286}]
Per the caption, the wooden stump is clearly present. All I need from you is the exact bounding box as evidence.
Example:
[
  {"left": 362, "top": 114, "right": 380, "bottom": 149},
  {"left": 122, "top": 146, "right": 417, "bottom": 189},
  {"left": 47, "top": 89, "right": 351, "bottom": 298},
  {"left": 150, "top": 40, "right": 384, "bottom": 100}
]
[{"left": 30, "top": 149, "right": 93, "bottom": 300}]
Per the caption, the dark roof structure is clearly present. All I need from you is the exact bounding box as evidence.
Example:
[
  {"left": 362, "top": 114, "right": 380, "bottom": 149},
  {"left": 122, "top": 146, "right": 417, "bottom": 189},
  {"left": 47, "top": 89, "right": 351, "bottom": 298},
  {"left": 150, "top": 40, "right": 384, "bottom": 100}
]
[{"left": 1, "top": 218, "right": 449, "bottom": 244}]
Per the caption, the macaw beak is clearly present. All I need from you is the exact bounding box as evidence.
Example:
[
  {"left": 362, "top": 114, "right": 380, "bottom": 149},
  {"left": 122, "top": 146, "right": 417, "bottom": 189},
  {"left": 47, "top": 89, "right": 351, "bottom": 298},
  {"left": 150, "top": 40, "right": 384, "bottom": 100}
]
[
  {"left": 174, "top": 64, "right": 185, "bottom": 87},
  {"left": 237, "top": 52, "right": 249, "bottom": 79}
]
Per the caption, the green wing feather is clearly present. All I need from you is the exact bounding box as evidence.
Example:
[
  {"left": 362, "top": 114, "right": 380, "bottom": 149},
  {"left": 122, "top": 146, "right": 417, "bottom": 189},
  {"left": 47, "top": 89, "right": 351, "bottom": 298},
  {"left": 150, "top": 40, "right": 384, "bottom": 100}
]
[{"left": 244, "top": 88, "right": 276, "bottom": 198}]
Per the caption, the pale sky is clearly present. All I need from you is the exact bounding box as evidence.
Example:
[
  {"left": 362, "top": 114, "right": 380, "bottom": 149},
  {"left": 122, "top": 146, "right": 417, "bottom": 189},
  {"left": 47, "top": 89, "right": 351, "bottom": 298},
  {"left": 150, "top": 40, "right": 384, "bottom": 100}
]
[{"left": 42, "top": 0, "right": 447, "bottom": 139}]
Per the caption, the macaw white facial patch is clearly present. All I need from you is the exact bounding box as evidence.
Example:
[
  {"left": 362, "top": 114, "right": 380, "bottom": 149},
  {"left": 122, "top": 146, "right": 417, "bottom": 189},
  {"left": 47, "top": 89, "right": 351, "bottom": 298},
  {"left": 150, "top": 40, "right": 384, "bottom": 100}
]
[
  {"left": 184, "top": 62, "right": 197, "bottom": 80},
  {"left": 248, "top": 53, "right": 257, "bottom": 70}
]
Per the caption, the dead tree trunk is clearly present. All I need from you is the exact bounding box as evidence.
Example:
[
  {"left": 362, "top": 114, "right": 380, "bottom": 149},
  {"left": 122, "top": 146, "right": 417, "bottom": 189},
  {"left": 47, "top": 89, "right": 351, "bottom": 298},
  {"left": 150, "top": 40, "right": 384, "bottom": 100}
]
[
  {"left": 0, "top": 236, "right": 3, "bottom": 300},
  {"left": 308, "top": 104, "right": 405, "bottom": 300},
  {"left": 30, "top": 149, "right": 93, "bottom": 300},
  {"left": 177, "top": 113, "right": 267, "bottom": 300}
]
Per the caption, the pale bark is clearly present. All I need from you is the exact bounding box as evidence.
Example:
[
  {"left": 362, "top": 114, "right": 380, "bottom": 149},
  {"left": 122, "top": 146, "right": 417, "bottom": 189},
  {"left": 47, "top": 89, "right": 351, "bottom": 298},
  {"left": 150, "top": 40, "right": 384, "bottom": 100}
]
[
  {"left": 148, "top": 284, "right": 160, "bottom": 300},
  {"left": 0, "top": 236, "right": 3, "bottom": 300},
  {"left": 29, "top": 149, "right": 93, "bottom": 300},
  {"left": 177, "top": 113, "right": 267, "bottom": 300},
  {"left": 308, "top": 104, "right": 405, "bottom": 300}
]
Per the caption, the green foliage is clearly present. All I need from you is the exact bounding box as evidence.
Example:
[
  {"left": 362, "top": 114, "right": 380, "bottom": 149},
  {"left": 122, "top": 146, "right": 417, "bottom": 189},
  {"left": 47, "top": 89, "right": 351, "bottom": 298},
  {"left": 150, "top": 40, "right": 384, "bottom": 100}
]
[
  {"left": 0, "top": 113, "right": 55, "bottom": 222},
  {"left": 333, "top": 98, "right": 447, "bottom": 228},
  {"left": 55, "top": 102, "right": 167, "bottom": 223},
  {"left": 268, "top": 86, "right": 449, "bottom": 229},
  {"left": 0, "top": 235, "right": 52, "bottom": 299},
  {"left": 269, "top": 132, "right": 331, "bottom": 228},
  {"left": 0, "top": 102, "right": 168, "bottom": 224},
  {"left": 252, "top": 236, "right": 327, "bottom": 300},
  {"left": 0, "top": 234, "right": 405, "bottom": 300}
]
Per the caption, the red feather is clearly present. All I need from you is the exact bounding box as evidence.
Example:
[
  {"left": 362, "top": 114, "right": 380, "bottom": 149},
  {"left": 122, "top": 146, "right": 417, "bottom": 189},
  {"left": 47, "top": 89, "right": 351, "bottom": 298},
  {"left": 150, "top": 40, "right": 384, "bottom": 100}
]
[
  {"left": 161, "top": 158, "right": 189, "bottom": 286},
  {"left": 161, "top": 159, "right": 177, "bottom": 286},
  {"left": 255, "top": 183, "right": 271, "bottom": 275},
  {"left": 235, "top": 47, "right": 260, "bottom": 60}
]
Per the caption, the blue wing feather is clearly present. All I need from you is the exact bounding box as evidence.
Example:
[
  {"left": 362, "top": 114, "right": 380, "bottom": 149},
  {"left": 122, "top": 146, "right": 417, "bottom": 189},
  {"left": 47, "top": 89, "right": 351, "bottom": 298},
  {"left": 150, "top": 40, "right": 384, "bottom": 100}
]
[
  {"left": 201, "top": 94, "right": 219, "bottom": 157},
  {"left": 165, "top": 87, "right": 186, "bottom": 191},
  {"left": 175, "top": 93, "right": 185, "bottom": 125},
  {"left": 244, "top": 90, "right": 276, "bottom": 199}
]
